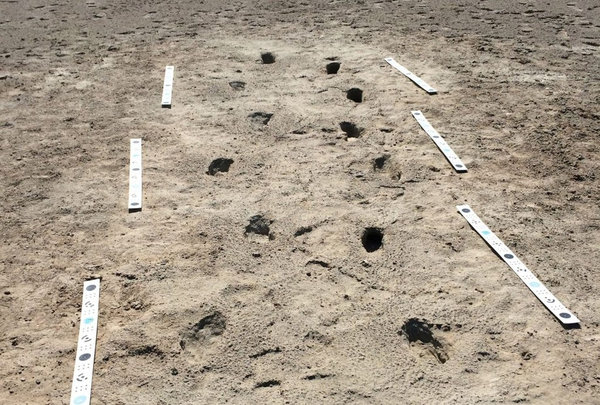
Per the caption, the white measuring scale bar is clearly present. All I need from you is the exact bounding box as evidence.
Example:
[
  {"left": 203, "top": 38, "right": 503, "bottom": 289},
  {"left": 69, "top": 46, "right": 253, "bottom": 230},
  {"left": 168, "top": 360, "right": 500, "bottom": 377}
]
[
  {"left": 384, "top": 57, "right": 437, "bottom": 94},
  {"left": 161, "top": 66, "right": 174, "bottom": 108},
  {"left": 457, "top": 205, "right": 579, "bottom": 325},
  {"left": 128, "top": 138, "right": 142, "bottom": 211},
  {"left": 412, "top": 110, "right": 467, "bottom": 172},
  {"left": 70, "top": 279, "right": 101, "bottom": 405}
]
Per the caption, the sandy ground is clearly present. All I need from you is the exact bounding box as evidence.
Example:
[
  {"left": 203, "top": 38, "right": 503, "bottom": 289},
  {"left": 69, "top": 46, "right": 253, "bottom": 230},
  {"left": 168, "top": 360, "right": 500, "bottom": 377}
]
[{"left": 1, "top": 0, "right": 600, "bottom": 404}]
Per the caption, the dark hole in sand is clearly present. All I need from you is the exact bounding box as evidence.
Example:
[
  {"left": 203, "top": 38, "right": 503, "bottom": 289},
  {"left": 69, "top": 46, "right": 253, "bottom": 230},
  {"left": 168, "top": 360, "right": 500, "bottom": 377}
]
[
  {"left": 326, "top": 62, "right": 341, "bottom": 74},
  {"left": 245, "top": 215, "right": 271, "bottom": 236},
  {"left": 361, "top": 227, "right": 383, "bottom": 252},
  {"left": 261, "top": 52, "right": 275, "bottom": 64},
  {"left": 399, "top": 318, "right": 448, "bottom": 363},
  {"left": 401, "top": 319, "right": 438, "bottom": 345},
  {"left": 347, "top": 88, "right": 363, "bottom": 103},
  {"left": 339, "top": 121, "right": 363, "bottom": 138},
  {"left": 207, "top": 158, "right": 234, "bottom": 175},
  {"left": 374, "top": 155, "right": 389, "bottom": 170}
]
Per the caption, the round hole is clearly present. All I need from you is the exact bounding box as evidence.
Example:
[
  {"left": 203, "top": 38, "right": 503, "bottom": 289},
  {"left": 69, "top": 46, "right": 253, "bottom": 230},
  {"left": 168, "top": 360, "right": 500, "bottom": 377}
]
[{"left": 361, "top": 228, "right": 383, "bottom": 252}]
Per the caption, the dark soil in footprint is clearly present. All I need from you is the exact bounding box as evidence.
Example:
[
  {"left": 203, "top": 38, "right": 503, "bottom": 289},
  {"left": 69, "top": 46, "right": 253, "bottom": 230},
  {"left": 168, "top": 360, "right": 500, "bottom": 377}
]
[
  {"left": 374, "top": 155, "right": 390, "bottom": 170},
  {"left": 180, "top": 311, "right": 226, "bottom": 349},
  {"left": 361, "top": 227, "right": 383, "bottom": 252},
  {"left": 294, "top": 225, "right": 314, "bottom": 237},
  {"left": 249, "top": 112, "right": 273, "bottom": 125},
  {"left": 340, "top": 121, "right": 363, "bottom": 139},
  {"left": 400, "top": 318, "right": 449, "bottom": 364},
  {"left": 261, "top": 52, "right": 275, "bottom": 64},
  {"left": 245, "top": 215, "right": 272, "bottom": 236},
  {"left": 326, "top": 62, "right": 341, "bottom": 74},
  {"left": 207, "top": 158, "right": 234, "bottom": 175},
  {"left": 347, "top": 88, "right": 363, "bottom": 103}
]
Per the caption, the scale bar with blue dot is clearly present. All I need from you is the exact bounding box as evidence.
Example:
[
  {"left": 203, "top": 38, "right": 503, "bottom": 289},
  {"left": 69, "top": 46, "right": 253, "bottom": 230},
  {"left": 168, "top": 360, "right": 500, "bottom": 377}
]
[
  {"left": 412, "top": 111, "right": 467, "bottom": 173},
  {"left": 70, "top": 279, "right": 101, "bottom": 405},
  {"left": 457, "top": 204, "right": 579, "bottom": 325}
]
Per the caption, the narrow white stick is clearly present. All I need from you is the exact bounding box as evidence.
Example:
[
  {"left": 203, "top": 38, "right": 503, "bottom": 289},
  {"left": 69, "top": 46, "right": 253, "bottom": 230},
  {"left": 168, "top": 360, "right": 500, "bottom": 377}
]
[
  {"left": 384, "top": 57, "right": 437, "bottom": 94},
  {"left": 457, "top": 205, "right": 580, "bottom": 325},
  {"left": 412, "top": 110, "right": 467, "bottom": 172},
  {"left": 70, "top": 279, "right": 101, "bottom": 405},
  {"left": 128, "top": 138, "right": 142, "bottom": 211},
  {"left": 161, "top": 66, "right": 174, "bottom": 108}
]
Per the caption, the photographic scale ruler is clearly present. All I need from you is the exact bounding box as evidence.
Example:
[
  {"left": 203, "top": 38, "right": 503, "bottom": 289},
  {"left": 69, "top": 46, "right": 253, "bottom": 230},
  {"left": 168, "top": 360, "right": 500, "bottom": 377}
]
[
  {"left": 457, "top": 205, "right": 579, "bottom": 325},
  {"left": 384, "top": 57, "right": 437, "bottom": 94},
  {"left": 412, "top": 110, "right": 467, "bottom": 173},
  {"left": 70, "top": 279, "right": 101, "bottom": 405},
  {"left": 128, "top": 138, "right": 142, "bottom": 212},
  {"left": 161, "top": 65, "right": 174, "bottom": 108}
]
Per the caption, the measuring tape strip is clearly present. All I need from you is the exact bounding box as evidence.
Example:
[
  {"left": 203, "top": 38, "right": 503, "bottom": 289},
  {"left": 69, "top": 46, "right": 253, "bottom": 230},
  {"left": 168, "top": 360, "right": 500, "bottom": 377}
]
[
  {"left": 384, "top": 57, "right": 437, "bottom": 94},
  {"left": 70, "top": 279, "right": 101, "bottom": 405},
  {"left": 457, "top": 205, "right": 579, "bottom": 325},
  {"left": 412, "top": 111, "right": 467, "bottom": 172},
  {"left": 128, "top": 138, "right": 142, "bottom": 211},
  {"left": 161, "top": 65, "right": 174, "bottom": 108}
]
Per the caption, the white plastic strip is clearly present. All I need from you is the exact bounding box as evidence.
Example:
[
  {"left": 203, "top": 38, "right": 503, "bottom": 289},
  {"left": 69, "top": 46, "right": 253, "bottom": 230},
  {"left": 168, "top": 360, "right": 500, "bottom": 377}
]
[
  {"left": 412, "top": 110, "right": 467, "bottom": 172},
  {"left": 384, "top": 57, "right": 437, "bottom": 94},
  {"left": 128, "top": 138, "right": 142, "bottom": 211},
  {"left": 70, "top": 279, "right": 101, "bottom": 405},
  {"left": 457, "top": 205, "right": 579, "bottom": 325},
  {"left": 161, "top": 65, "right": 174, "bottom": 108}
]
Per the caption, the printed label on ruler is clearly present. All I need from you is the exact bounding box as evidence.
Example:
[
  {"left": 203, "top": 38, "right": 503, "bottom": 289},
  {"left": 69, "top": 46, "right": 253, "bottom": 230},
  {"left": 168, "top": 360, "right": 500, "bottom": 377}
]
[
  {"left": 457, "top": 204, "right": 579, "bottom": 325},
  {"left": 384, "top": 57, "right": 437, "bottom": 94},
  {"left": 161, "top": 65, "right": 174, "bottom": 107},
  {"left": 70, "top": 279, "right": 100, "bottom": 405},
  {"left": 128, "top": 138, "right": 142, "bottom": 211},
  {"left": 412, "top": 110, "right": 467, "bottom": 173}
]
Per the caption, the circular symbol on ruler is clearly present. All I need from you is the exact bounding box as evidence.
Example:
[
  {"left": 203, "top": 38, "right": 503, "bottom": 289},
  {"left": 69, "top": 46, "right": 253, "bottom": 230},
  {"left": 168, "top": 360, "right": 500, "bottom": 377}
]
[
  {"left": 83, "top": 317, "right": 94, "bottom": 325},
  {"left": 461, "top": 208, "right": 470, "bottom": 213},
  {"left": 73, "top": 396, "right": 87, "bottom": 405},
  {"left": 84, "top": 301, "right": 93, "bottom": 308},
  {"left": 559, "top": 312, "right": 571, "bottom": 319},
  {"left": 81, "top": 334, "right": 92, "bottom": 342},
  {"left": 529, "top": 281, "right": 541, "bottom": 288},
  {"left": 76, "top": 373, "right": 88, "bottom": 382},
  {"left": 85, "top": 285, "right": 96, "bottom": 291},
  {"left": 504, "top": 253, "right": 514, "bottom": 259},
  {"left": 79, "top": 353, "right": 91, "bottom": 361},
  {"left": 546, "top": 297, "right": 555, "bottom": 303}
]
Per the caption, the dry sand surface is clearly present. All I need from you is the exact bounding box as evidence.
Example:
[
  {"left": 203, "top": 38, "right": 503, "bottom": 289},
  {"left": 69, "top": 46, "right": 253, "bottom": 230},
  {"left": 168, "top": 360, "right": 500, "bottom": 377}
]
[{"left": 1, "top": 0, "right": 600, "bottom": 404}]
